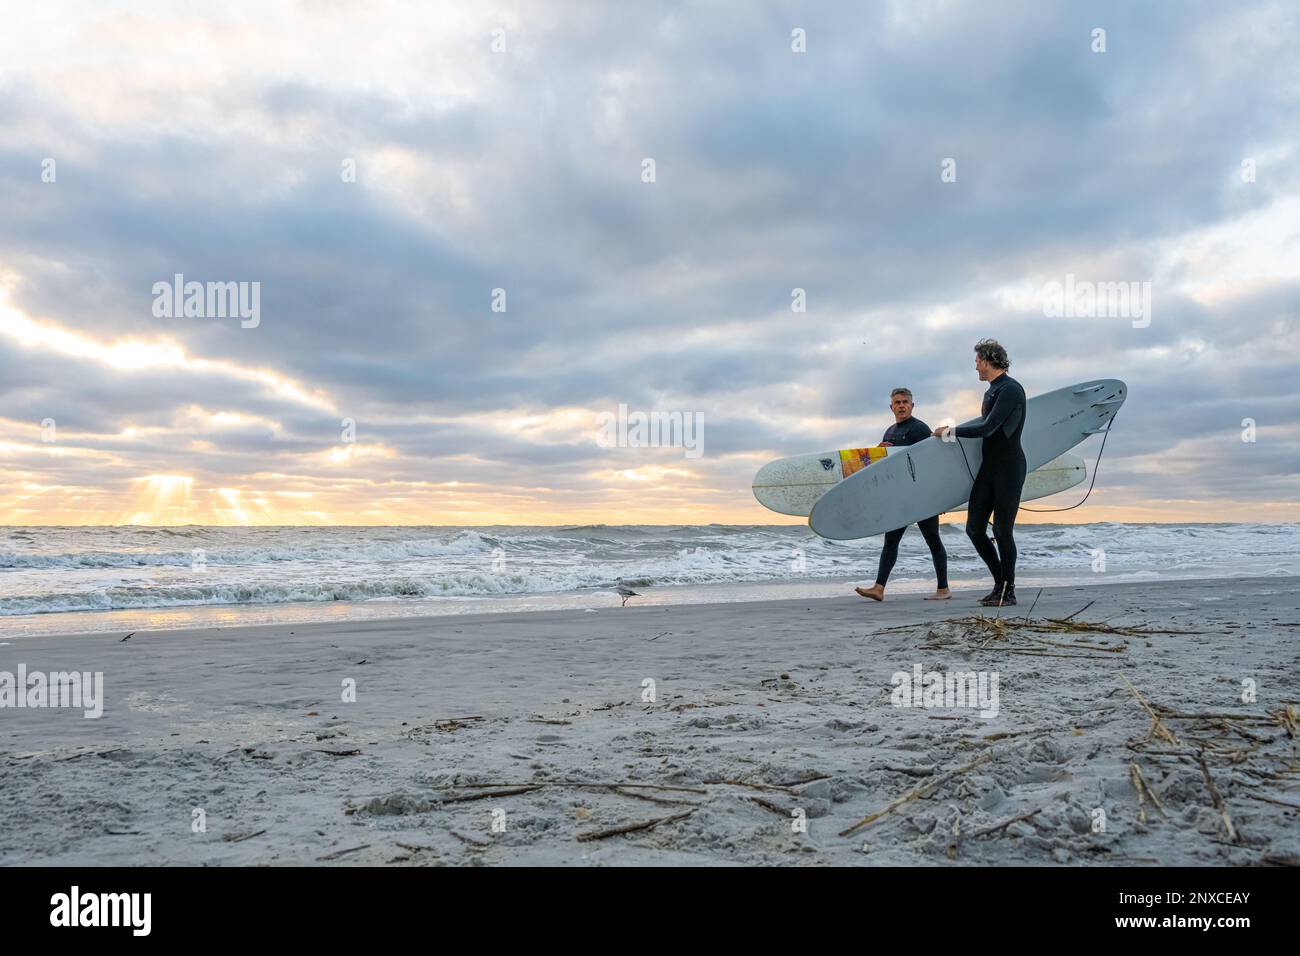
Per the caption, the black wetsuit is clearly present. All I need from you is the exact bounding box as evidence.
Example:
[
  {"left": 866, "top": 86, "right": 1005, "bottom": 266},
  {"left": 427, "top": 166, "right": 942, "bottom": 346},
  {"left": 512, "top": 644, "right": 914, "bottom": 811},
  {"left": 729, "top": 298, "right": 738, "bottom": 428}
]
[
  {"left": 874, "top": 417, "right": 948, "bottom": 589},
  {"left": 954, "top": 373, "right": 1027, "bottom": 590}
]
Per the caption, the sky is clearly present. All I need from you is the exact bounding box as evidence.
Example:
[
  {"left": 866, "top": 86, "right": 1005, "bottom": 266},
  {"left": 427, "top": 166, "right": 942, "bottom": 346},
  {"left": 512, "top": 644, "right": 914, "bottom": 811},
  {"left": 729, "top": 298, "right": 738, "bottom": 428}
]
[{"left": 0, "top": 0, "right": 1297, "bottom": 526}]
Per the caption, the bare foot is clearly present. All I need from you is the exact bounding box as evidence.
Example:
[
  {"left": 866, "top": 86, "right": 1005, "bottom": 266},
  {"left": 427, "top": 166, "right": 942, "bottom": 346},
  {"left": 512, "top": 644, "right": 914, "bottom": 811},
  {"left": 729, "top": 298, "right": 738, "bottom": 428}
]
[
  {"left": 855, "top": 585, "right": 884, "bottom": 602},
  {"left": 924, "top": 588, "right": 952, "bottom": 601}
]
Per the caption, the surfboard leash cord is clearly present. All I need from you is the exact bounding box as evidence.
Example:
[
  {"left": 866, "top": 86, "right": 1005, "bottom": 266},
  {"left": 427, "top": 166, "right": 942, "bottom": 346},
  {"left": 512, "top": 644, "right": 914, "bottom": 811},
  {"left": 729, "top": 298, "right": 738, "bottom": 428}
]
[
  {"left": 953, "top": 409, "right": 1119, "bottom": 515},
  {"left": 1021, "top": 408, "right": 1119, "bottom": 513}
]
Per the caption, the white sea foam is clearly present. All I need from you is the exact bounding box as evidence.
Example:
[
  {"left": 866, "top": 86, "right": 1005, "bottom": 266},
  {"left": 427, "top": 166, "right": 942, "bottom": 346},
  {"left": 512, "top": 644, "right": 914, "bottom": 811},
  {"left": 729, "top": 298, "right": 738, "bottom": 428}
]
[{"left": 0, "top": 523, "right": 1295, "bottom": 621}]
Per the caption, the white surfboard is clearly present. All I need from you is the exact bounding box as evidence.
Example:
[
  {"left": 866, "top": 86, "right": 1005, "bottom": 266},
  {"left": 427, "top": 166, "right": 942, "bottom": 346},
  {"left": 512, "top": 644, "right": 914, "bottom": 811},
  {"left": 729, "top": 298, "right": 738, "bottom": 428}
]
[
  {"left": 808, "top": 379, "right": 1126, "bottom": 540},
  {"left": 752, "top": 447, "right": 1086, "bottom": 517}
]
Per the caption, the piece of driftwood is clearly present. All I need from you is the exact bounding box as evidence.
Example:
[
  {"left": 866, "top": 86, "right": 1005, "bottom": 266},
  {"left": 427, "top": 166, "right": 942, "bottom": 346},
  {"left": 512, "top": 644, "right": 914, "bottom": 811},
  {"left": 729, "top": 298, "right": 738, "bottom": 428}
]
[
  {"left": 968, "top": 807, "right": 1042, "bottom": 839},
  {"left": 981, "top": 730, "right": 1029, "bottom": 741},
  {"left": 777, "top": 773, "right": 832, "bottom": 787},
  {"left": 395, "top": 841, "right": 438, "bottom": 853},
  {"left": 440, "top": 781, "right": 708, "bottom": 795},
  {"left": 1129, "top": 763, "right": 1167, "bottom": 822},
  {"left": 1277, "top": 705, "right": 1298, "bottom": 739},
  {"left": 705, "top": 779, "right": 798, "bottom": 794},
  {"left": 1197, "top": 754, "right": 1238, "bottom": 843},
  {"left": 1154, "top": 709, "right": 1273, "bottom": 722},
  {"left": 839, "top": 751, "right": 992, "bottom": 837},
  {"left": 316, "top": 843, "right": 370, "bottom": 861},
  {"left": 749, "top": 797, "right": 792, "bottom": 817},
  {"left": 433, "top": 716, "right": 484, "bottom": 732},
  {"left": 1059, "top": 600, "right": 1095, "bottom": 622},
  {"left": 611, "top": 786, "right": 699, "bottom": 807},
  {"left": 575, "top": 809, "right": 698, "bottom": 842},
  {"left": 1020, "top": 588, "right": 1044, "bottom": 621},
  {"left": 1241, "top": 792, "right": 1300, "bottom": 810},
  {"left": 1004, "top": 649, "right": 1120, "bottom": 660},
  {"left": 947, "top": 807, "right": 1042, "bottom": 857},
  {"left": 1119, "top": 674, "right": 1180, "bottom": 745},
  {"left": 439, "top": 785, "right": 543, "bottom": 804}
]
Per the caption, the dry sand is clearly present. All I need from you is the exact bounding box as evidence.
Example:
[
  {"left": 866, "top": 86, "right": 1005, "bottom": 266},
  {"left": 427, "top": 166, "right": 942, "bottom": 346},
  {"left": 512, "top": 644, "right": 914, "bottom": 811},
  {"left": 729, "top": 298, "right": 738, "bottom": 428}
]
[{"left": 2, "top": 576, "right": 1298, "bottom": 866}]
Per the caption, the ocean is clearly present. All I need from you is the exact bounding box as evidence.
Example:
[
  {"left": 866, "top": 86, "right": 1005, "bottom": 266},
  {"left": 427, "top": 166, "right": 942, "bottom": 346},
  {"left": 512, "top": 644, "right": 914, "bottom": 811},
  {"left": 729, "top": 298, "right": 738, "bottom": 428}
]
[{"left": 1, "top": 523, "right": 1296, "bottom": 638}]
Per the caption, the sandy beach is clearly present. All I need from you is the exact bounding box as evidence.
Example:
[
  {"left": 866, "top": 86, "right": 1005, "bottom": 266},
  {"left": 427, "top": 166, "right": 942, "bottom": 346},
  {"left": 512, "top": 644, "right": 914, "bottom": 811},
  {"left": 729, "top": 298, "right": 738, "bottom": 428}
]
[{"left": 2, "top": 574, "right": 1297, "bottom": 867}]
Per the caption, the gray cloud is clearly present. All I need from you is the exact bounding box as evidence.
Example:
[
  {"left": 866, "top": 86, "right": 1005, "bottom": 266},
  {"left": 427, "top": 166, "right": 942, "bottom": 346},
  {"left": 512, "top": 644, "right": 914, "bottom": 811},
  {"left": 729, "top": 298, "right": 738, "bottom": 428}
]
[{"left": 0, "top": 0, "right": 1297, "bottom": 520}]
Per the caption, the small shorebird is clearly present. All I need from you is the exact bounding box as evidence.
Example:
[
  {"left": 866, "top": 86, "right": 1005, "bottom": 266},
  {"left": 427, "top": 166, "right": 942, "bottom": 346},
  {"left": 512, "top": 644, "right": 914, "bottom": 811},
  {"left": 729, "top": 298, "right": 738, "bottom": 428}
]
[{"left": 615, "top": 580, "right": 640, "bottom": 607}]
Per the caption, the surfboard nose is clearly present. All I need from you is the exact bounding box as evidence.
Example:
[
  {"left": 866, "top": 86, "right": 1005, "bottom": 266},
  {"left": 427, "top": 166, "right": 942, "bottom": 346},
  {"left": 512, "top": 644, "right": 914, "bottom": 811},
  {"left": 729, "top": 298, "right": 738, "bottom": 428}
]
[{"left": 751, "top": 459, "right": 787, "bottom": 495}]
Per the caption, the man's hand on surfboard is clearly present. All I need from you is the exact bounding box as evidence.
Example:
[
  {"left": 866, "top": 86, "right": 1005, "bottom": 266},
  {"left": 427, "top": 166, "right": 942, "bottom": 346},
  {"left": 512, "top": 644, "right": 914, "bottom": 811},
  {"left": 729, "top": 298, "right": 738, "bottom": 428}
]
[{"left": 932, "top": 426, "right": 952, "bottom": 439}]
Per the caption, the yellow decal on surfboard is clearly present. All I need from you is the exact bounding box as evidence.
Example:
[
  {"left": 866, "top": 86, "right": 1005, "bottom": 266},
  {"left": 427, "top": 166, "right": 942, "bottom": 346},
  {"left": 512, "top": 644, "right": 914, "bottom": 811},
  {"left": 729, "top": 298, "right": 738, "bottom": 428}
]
[{"left": 839, "top": 446, "right": 888, "bottom": 478}]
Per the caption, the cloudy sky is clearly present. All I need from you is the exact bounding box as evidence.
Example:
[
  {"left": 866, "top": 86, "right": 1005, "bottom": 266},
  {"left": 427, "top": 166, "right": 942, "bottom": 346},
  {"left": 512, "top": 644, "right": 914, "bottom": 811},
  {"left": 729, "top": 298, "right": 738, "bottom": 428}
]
[{"left": 1, "top": 1, "right": 1297, "bottom": 526}]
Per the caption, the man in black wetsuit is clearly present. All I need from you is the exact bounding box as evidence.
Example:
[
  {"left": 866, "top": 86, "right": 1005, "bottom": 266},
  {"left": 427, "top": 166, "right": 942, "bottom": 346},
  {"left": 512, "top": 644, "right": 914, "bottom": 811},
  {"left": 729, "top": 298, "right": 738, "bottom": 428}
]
[
  {"left": 933, "top": 339, "right": 1027, "bottom": 607},
  {"left": 854, "top": 387, "right": 950, "bottom": 603}
]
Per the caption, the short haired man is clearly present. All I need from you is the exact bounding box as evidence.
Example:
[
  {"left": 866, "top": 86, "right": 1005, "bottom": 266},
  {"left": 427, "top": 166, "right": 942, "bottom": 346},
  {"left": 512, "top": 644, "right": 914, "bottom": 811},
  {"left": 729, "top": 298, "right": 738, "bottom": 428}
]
[
  {"left": 933, "top": 339, "right": 1027, "bottom": 606},
  {"left": 855, "top": 387, "right": 950, "bottom": 602}
]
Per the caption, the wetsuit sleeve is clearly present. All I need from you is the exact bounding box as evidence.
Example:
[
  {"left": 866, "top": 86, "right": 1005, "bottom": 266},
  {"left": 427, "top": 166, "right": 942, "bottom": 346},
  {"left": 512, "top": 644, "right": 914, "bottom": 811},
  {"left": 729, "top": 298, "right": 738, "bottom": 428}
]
[{"left": 953, "top": 384, "right": 1023, "bottom": 439}]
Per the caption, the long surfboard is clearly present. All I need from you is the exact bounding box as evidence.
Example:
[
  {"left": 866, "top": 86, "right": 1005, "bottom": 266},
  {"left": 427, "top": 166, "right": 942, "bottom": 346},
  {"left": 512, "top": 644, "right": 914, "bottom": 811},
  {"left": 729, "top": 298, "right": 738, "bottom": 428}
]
[
  {"left": 808, "top": 379, "right": 1126, "bottom": 540},
  {"left": 753, "top": 447, "right": 1086, "bottom": 518}
]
